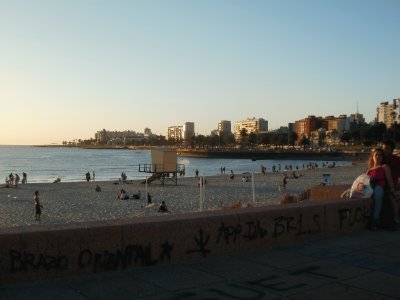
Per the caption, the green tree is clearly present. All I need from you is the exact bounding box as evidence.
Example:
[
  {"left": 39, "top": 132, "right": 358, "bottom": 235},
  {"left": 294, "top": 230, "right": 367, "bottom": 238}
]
[
  {"left": 299, "top": 135, "right": 310, "bottom": 150},
  {"left": 239, "top": 128, "right": 248, "bottom": 146},
  {"left": 248, "top": 132, "right": 257, "bottom": 147},
  {"left": 340, "top": 131, "right": 352, "bottom": 145}
]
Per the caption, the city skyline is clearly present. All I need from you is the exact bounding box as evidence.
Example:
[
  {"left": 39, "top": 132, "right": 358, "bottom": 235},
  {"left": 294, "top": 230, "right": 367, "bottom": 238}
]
[{"left": 1, "top": 0, "right": 399, "bottom": 145}]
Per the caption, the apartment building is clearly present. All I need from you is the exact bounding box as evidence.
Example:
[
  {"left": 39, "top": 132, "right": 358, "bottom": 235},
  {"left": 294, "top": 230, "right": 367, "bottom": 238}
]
[
  {"left": 325, "top": 115, "right": 350, "bottom": 132},
  {"left": 234, "top": 117, "right": 268, "bottom": 140},
  {"left": 377, "top": 99, "right": 400, "bottom": 128},
  {"left": 167, "top": 122, "right": 195, "bottom": 142},
  {"left": 95, "top": 129, "right": 144, "bottom": 144},
  {"left": 295, "top": 113, "right": 366, "bottom": 137},
  {"left": 217, "top": 120, "right": 232, "bottom": 135},
  {"left": 167, "top": 126, "right": 183, "bottom": 141},
  {"left": 294, "top": 115, "right": 325, "bottom": 137},
  {"left": 183, "top": 122, "right": 195, "bottom": 141}
]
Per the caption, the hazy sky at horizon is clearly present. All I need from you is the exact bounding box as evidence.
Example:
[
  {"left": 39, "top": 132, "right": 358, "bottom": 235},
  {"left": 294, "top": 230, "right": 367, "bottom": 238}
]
[{"left": 1, "top": 0, "right": 399, "bottom": 145}]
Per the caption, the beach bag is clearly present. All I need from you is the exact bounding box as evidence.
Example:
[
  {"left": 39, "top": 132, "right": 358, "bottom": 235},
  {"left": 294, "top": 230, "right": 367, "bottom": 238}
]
[{"left": 349, "top": 174, "right": 374, "bottom": 199}]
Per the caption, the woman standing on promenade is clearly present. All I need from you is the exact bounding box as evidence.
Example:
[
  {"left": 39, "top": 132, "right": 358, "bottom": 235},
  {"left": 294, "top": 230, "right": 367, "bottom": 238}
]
[{"left": 366, "top": 148, "right": 395, "bottom": 230}]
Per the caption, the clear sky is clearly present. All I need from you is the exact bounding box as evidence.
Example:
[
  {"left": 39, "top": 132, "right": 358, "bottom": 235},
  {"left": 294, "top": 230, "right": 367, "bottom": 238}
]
[{"left": 1, "top": 0, "right": 399, "bottom": 145}]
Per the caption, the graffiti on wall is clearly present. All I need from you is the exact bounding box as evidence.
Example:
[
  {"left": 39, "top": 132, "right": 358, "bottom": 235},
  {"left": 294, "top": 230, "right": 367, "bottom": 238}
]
[{"left": 3, "top": 204, "right": 370, "bottom": 276}]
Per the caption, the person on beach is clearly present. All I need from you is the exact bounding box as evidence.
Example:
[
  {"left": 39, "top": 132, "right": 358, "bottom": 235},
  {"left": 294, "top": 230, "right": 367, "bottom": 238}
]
[
  {"left": 230, "top": 170, "right": 235, "bottom": 180},
  {"left": 195, "top": 169, "right": 199, "bottom": 177},
  {"left": 117, "top": 189, "right": 128, "bottom": 200},
  {"left": 15, "top": 173, "right": 20, "bottom": 185},
  {"left": 382, "top": 140, "right": 400, "bottom": 222},
  {"left": 85, "top": 171, "right": 91, "bottom": 182},
  {"left": 147, "top": 193, "right": 152, "bottom": 205},
  {"left": 93, "top": 171, "right": 95, "bottom": 181},
  {"left": 95, "top": 184, "right": 101, "bottom": 192},
  {"left": 382, "top": 140, "right": 400, "bottom": 190},
  {"left": 260, "top": 165, "right": 266, "bottom": 175},
  {"left": 132, "top": 190, "right": 141, "bottom": 199},
  {"left": 22, "top": 172, "right": 27, "bottom": 184},
  {"left": 279, "top": 174, "right": 288, "bottom": 192},
  {"left": 34, "top": 190, "right": 42, "bottom": 221},
  {"left": 158, "top": 201, "right": 168, "bottom": 212},
  {"left": 121, "top": 172, "right": 127, "bottom": 182},
  {"left": 366, "top": 148, "right": 396, "bottom": 230}
]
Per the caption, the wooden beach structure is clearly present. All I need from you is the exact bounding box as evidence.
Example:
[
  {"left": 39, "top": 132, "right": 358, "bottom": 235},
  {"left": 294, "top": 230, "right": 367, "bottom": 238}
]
[{"left": 139, "top": 148, "right": 185, "bottom": 185}]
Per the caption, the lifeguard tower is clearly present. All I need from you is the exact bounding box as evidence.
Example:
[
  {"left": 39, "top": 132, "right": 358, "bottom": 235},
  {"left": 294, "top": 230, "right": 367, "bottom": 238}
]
[{"left": 139, "top": 148, "right": 185, "bottom": 185}]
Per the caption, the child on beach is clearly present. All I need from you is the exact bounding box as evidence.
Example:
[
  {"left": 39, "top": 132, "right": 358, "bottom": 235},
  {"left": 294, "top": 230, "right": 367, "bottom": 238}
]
[
  {"left": 158, "top": 201, "right": 168, "bottom": 212},
  {"left": 34, "top": 190, "right": 43, "bottom": 221}
]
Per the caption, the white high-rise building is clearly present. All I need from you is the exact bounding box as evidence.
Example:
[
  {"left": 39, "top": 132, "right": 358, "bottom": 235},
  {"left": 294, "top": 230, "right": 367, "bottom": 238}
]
[
  {"left": 234, "top": 117, "right": 268, "bottom": 140},
  {"left": 167, "top": 122, "right": 195, "bottom": 142},
  {"left": 377, "top": 99, "right": 400, "bottom": 128},
  {"left": 167, "top": 126, "right": 183, "bottom": 141}
]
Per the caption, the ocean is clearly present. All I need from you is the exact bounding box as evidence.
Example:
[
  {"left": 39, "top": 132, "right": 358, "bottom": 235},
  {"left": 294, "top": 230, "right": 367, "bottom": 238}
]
[{"left": 0, "top": 146, "right": 352, "bottom": 183}]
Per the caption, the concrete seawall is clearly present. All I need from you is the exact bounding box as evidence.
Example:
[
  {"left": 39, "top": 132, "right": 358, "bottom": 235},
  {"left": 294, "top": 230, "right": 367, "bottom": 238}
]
[{"left": 0, "top": 185, "right": 371, "bottom": 284}]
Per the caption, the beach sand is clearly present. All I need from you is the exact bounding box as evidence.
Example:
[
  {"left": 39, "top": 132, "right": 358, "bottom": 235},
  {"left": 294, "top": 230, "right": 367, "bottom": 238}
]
[{"left": 0, "top": 162, "right": 367, "bottom": 228}]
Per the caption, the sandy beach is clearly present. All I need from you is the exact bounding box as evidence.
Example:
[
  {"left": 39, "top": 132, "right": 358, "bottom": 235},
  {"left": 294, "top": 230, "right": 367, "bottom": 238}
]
[{"left": 0, "top": 162, "right": 367, "bottom": 229}]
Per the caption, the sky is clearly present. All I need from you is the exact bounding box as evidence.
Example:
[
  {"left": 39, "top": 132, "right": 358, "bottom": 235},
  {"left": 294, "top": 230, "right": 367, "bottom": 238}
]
[{"left": 1, "top": 0, "right": 399, "bottom": 145}]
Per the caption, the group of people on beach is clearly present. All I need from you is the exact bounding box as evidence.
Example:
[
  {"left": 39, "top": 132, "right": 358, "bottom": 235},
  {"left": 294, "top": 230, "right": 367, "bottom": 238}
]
[
  {"left": 115, "top": 188, "right": 168, "bottom": 212},
  {"left": 27, "top": 140, "right": 400, "bottom": 228},
  {"left": 5, "top": 172, "right": 27, "bottom": 187}
]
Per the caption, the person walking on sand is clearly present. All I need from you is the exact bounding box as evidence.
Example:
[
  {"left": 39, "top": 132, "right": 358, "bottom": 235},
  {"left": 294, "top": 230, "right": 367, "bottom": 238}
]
[
  {"left": 34, "top": 190, "right": 43, "bottom": 221},
  {"left": 279, "top": 174, "right": 288, "bottom": 192}
]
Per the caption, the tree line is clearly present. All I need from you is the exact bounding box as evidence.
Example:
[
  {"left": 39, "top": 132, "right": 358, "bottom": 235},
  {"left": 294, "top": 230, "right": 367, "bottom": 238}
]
[{"left": 67, "top": 122, "right": 399, "bottom": 149}]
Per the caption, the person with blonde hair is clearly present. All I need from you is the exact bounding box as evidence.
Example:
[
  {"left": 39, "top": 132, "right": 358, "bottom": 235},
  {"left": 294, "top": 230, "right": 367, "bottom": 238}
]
[{"left": 366, "top": 148, "right": 396, "bottom": 230}]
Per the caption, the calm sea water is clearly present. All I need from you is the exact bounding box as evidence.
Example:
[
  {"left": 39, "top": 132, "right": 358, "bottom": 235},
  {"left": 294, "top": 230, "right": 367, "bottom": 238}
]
[{"left": 0, "top": 146, "right": 352, "bottom": 183}]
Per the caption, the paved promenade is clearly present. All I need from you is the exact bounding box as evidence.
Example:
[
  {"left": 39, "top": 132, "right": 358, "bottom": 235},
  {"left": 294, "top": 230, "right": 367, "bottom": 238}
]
[{"left": 1, "top": 228, "right": 399, "bottom": 299}]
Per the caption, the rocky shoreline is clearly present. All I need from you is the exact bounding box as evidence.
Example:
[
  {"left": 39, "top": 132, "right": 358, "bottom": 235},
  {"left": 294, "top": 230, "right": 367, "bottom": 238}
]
[{"left": 177, "top": 149, "right": 369, "bottom": 161}]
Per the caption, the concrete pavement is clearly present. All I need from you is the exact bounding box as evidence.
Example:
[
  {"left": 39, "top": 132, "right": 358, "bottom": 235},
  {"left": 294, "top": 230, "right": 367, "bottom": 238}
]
[{"left": 1, "top": 228, "right": 400, "bottom": 299}]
